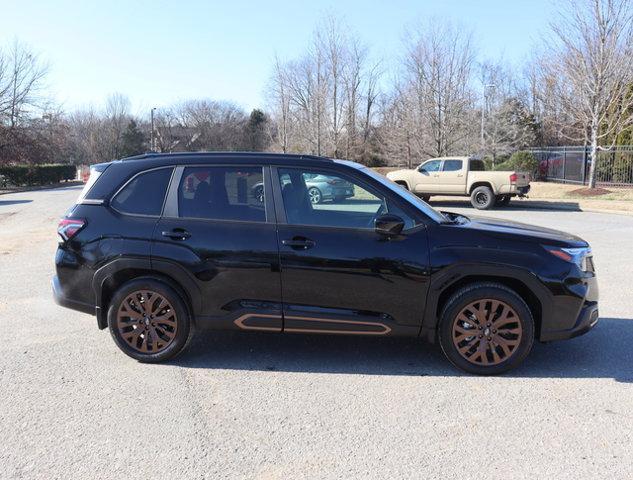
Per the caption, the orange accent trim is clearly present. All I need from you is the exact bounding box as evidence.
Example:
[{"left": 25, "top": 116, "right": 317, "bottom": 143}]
[
  {"left": 284, "top": 315, "right": 392, "bottom": 335},
  {"left": 233, "top": 313, "right": 392, "bottom": 335},
  {"left": 233, "top": 314, "right": 282, "bottom": 332}
]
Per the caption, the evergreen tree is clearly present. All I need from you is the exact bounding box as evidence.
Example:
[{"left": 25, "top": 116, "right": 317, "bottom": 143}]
[
  {"left": 120, "top": 120, "right": 146, "bottom": 157},
  {"left": 244, "top": 109, "right": 269, "bottom": 152}
]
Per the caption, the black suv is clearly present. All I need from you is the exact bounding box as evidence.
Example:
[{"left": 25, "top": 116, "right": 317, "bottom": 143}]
[{"left": 53, "top": 153, "right": 599, "bottom": 374}]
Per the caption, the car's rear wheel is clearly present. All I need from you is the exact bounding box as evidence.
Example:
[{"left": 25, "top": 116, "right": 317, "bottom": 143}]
[
  {"left": 470, "top": 186, "right": 495, "bottom": 209},
  {"left": 495, "top": 194, "right": 511, "bottom": 206},
  {"left": 308, "top": 187, "right": 322, "bottom": 204},
  {"left": 438, "top": 283, "right": 534, "bottom": 375},
  {"left": 108, "top": 278, "right": 192, "bottom": 362}
]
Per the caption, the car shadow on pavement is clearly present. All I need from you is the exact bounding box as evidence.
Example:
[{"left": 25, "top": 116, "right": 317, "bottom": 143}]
[
  {"left": 0, "top": 199, "right": 32, "bottom": 206},
  {"left": 430, "top": 199, "right": 582, "bottom": 212},
  {"left": 175, "top": 317, "right": 632, "bottom": 382}
]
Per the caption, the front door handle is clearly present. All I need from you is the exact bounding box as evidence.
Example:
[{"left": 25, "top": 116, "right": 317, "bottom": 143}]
[
  {"left": 162, "top": 229, "right": 191, "bottom": 241},
  {"left": 282, "top": 237, "right": 316, "bottom": 249}
]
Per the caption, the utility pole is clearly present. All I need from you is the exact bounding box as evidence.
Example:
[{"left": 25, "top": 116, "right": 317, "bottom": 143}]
[
  {"left": 480, "top": 84, "right": 496, "bottom": 156},
  {"left": 150, "top": 107, "right": 157, "bottom": 152}
]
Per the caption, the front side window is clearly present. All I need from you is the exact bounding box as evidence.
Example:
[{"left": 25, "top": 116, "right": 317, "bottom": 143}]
[
  {"left": 278, "top": 168, "right": 415, "bottom": 230},
  {"left": 178, "top": 166, "right": 265, "bottom": 222},
  {"left": 419, "top": 160, "right": 442, "bottom": 172},
  {"left": 442, "top": 160, "right": 463, "bottom": 172},
  {"left": 111, "top": 168, "right": 173, "bottom": 216}
]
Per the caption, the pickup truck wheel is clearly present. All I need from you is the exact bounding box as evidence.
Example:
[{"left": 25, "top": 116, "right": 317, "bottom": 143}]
[
  {"left": 470, "top": 186, "right": 495, "bottom": 210},
  {"left": 495, "top": 195, "right": 511, "bottom": 207},
  {"left": 438, "top": 283, "right": 535, "bottom": 375}
]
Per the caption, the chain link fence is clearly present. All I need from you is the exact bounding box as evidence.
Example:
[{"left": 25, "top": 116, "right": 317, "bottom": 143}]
[{"left": 528, "top": 146, "right": 633, "bottom": 186}]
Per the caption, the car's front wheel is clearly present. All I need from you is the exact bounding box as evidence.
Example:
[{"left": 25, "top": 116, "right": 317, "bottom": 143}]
[
  {"left": 438, "top": 283, "right": 534, "bottom": 375},
  {"left": 108, "top": 278, "right": 192, "bottom": 362},
  {"left": 308, "top": 187, "right": 322, "bottom": 204}
]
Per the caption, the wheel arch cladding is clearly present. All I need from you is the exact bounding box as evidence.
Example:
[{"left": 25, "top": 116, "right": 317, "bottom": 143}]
[
  {"left": 94, "top": 259, "right": 200, "bottom": 329},
  {"left": 426, "top": 272, "right": 545, "bottom": 341}
]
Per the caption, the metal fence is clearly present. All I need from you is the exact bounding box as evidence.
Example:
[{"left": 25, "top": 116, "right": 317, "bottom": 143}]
[{"left": 528, "top": 146, "right": 633, "bottom": 186}]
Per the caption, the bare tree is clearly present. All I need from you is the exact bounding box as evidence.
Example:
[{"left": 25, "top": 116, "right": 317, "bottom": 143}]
[
  {"left": 544, "top": 0, "right": 633, "bottom": 188},
  {"left": 104, "top": 93, "right": 131, "bottom": 159},
  {"left": 401, "top": 20, "right": 476, "bottom": 158},
  {"left": 479, "top": 61, "right": 538, "bottom": 162},
  {"left": 0, "top": 40, "right": 48, "bottom": 162}
]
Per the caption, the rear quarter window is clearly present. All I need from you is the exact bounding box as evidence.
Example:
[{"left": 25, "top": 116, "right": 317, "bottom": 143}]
[
  {"left": 469, "top": 160, "right": 486, "bottom": 171},
  {"left": 111, "top": 168, "right": 173, "bottom": 216}
]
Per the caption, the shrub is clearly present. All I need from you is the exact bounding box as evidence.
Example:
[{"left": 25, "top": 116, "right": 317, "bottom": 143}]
[
  {"left": 493, "top": 151, "right": 538, "bottom": 177},
  {"left": 0, "top": 164, "right": 76, "bottom": 187}
]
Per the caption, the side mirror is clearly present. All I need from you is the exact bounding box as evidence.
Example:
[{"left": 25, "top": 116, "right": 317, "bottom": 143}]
[{"left": 375, "top": 214, "right": 405, "bottom": 236}]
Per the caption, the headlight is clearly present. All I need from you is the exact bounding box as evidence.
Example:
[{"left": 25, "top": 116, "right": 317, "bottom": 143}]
[{"left": 544, "top": 246, "right": 592, "bottom": 270}]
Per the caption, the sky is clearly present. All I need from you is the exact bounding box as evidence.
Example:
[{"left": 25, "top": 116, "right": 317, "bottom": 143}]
[{"left": 1, "top": 0, "right": 557, "bottom": 116}]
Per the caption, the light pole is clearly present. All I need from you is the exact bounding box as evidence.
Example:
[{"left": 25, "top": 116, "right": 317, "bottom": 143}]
[
  {"left": 480, "top": 84, "right": 496, "bottom": 155},
  {"left": 150, "top": 107, "right": 157, "bottom": 152}
]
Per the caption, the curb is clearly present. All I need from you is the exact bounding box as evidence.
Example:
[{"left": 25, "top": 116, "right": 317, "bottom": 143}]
[
  {"left": 0, "top": 181, "right": 84, "bottom": 196},
  {"left": 432, "top": 198, "right": 633, "bottom": 216}
]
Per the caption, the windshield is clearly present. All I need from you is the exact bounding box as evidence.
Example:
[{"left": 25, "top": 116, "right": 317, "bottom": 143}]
[{"left": 355, "top": 165, "right": 449, "bottom": 223}]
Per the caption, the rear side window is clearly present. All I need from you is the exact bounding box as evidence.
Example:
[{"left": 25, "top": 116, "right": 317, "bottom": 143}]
[
  {"left": 470, "top": 159, "right": 486, "bottom": 171},
  {"left": 442, "top": 160, "right": 463, "bottom": 172},
  {"left": 178, "top": 166, "right": 265, "bottom": 222},
  {"left": 111, "top": 168, "right": 173, "bottom": 216}
]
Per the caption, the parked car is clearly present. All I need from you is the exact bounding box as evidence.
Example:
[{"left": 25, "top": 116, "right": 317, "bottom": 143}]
[
  {"left": 53, "top": 152, "right": 598, "bottom": 375},
  {"left": 252, "top": 173, "right": 355, "bottom": 204},
  {"left": 386, "top": 157, "right": 530, "bottom": 209}
]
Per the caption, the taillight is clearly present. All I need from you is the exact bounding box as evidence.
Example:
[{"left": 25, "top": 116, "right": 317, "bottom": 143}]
[
  {"left": 509, "top": 173, "right": 518, "bottom": 183},
  {"left": 58, "top": 218, "right": 86, "bottom": 241}
]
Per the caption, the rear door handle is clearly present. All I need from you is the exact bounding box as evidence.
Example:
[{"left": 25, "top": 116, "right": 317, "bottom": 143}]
[
  {"left": 162, "top": 229, "right": 191, "bottom": 240},
  {"left": 282, "top": 238, "right": 316, "bottom": 249}
]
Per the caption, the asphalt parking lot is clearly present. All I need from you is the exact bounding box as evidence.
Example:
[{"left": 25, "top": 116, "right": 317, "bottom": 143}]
[{"left": 1, "top": 186, "right": 632, "bottom": 480}]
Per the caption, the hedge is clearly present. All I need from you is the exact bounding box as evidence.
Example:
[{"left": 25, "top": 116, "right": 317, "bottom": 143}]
[{"left": 0, "top": 164, "right": 76, "bottom": 187}]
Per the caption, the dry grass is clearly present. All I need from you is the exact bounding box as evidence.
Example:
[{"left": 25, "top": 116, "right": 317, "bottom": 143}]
[{"left": 529, "top": 182, "right": 633, "bottom": 202}]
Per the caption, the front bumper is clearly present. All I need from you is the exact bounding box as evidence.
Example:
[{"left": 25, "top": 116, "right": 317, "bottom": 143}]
[{"left": 540, "top": 301, "right": 599, "bottom": 341}]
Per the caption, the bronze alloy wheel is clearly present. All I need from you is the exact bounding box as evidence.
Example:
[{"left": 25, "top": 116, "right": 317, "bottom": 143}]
[
  {"left": 451, "top": 299, "right": 522, "bottom": 366},
  {"left": 116, "top": 290, "right": 178, "bottom": 354}
]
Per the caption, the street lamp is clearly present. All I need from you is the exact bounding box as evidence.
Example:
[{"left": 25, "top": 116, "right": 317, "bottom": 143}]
[
  {"left": 480, "top": 84, "right": 496, "bottom": 154},
  {"left": 150, "top": 107, "right": 157, "bottom": 152}
]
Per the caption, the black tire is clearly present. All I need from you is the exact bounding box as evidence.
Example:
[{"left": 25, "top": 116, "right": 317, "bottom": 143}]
[
  {"left": 437, "top": 283, "right": 535, "bottom": 375},
  {"left": 308, "top": 187, "right": 322, "bottom": 204},
  {"left": 470, "top": 185, "right": 495, "bottom": 210},
  {"left": 495, "top": 195, "right": 511, "bottom": 207},
  {"left": 108, "top": 277, "right": 193, "bottom": 363}
]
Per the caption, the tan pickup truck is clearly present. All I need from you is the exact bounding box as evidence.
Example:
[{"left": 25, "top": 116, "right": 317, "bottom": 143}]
[{"left": 386, "top": 157, "right": 530, "bottom": 209}]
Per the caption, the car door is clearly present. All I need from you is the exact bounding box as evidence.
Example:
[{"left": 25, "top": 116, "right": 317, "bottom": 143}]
[
  {"left": 152, "top": 164, "right": 283, "bottom": 331},
  {"left": 413, "top": 159, "right": 442, "bottom": 193},
  {"left": 272, "top": 165, "right": 431, "bottom": 336},
  {"left": 436, "top": 159, "right": 466, "bottom": 194}
]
